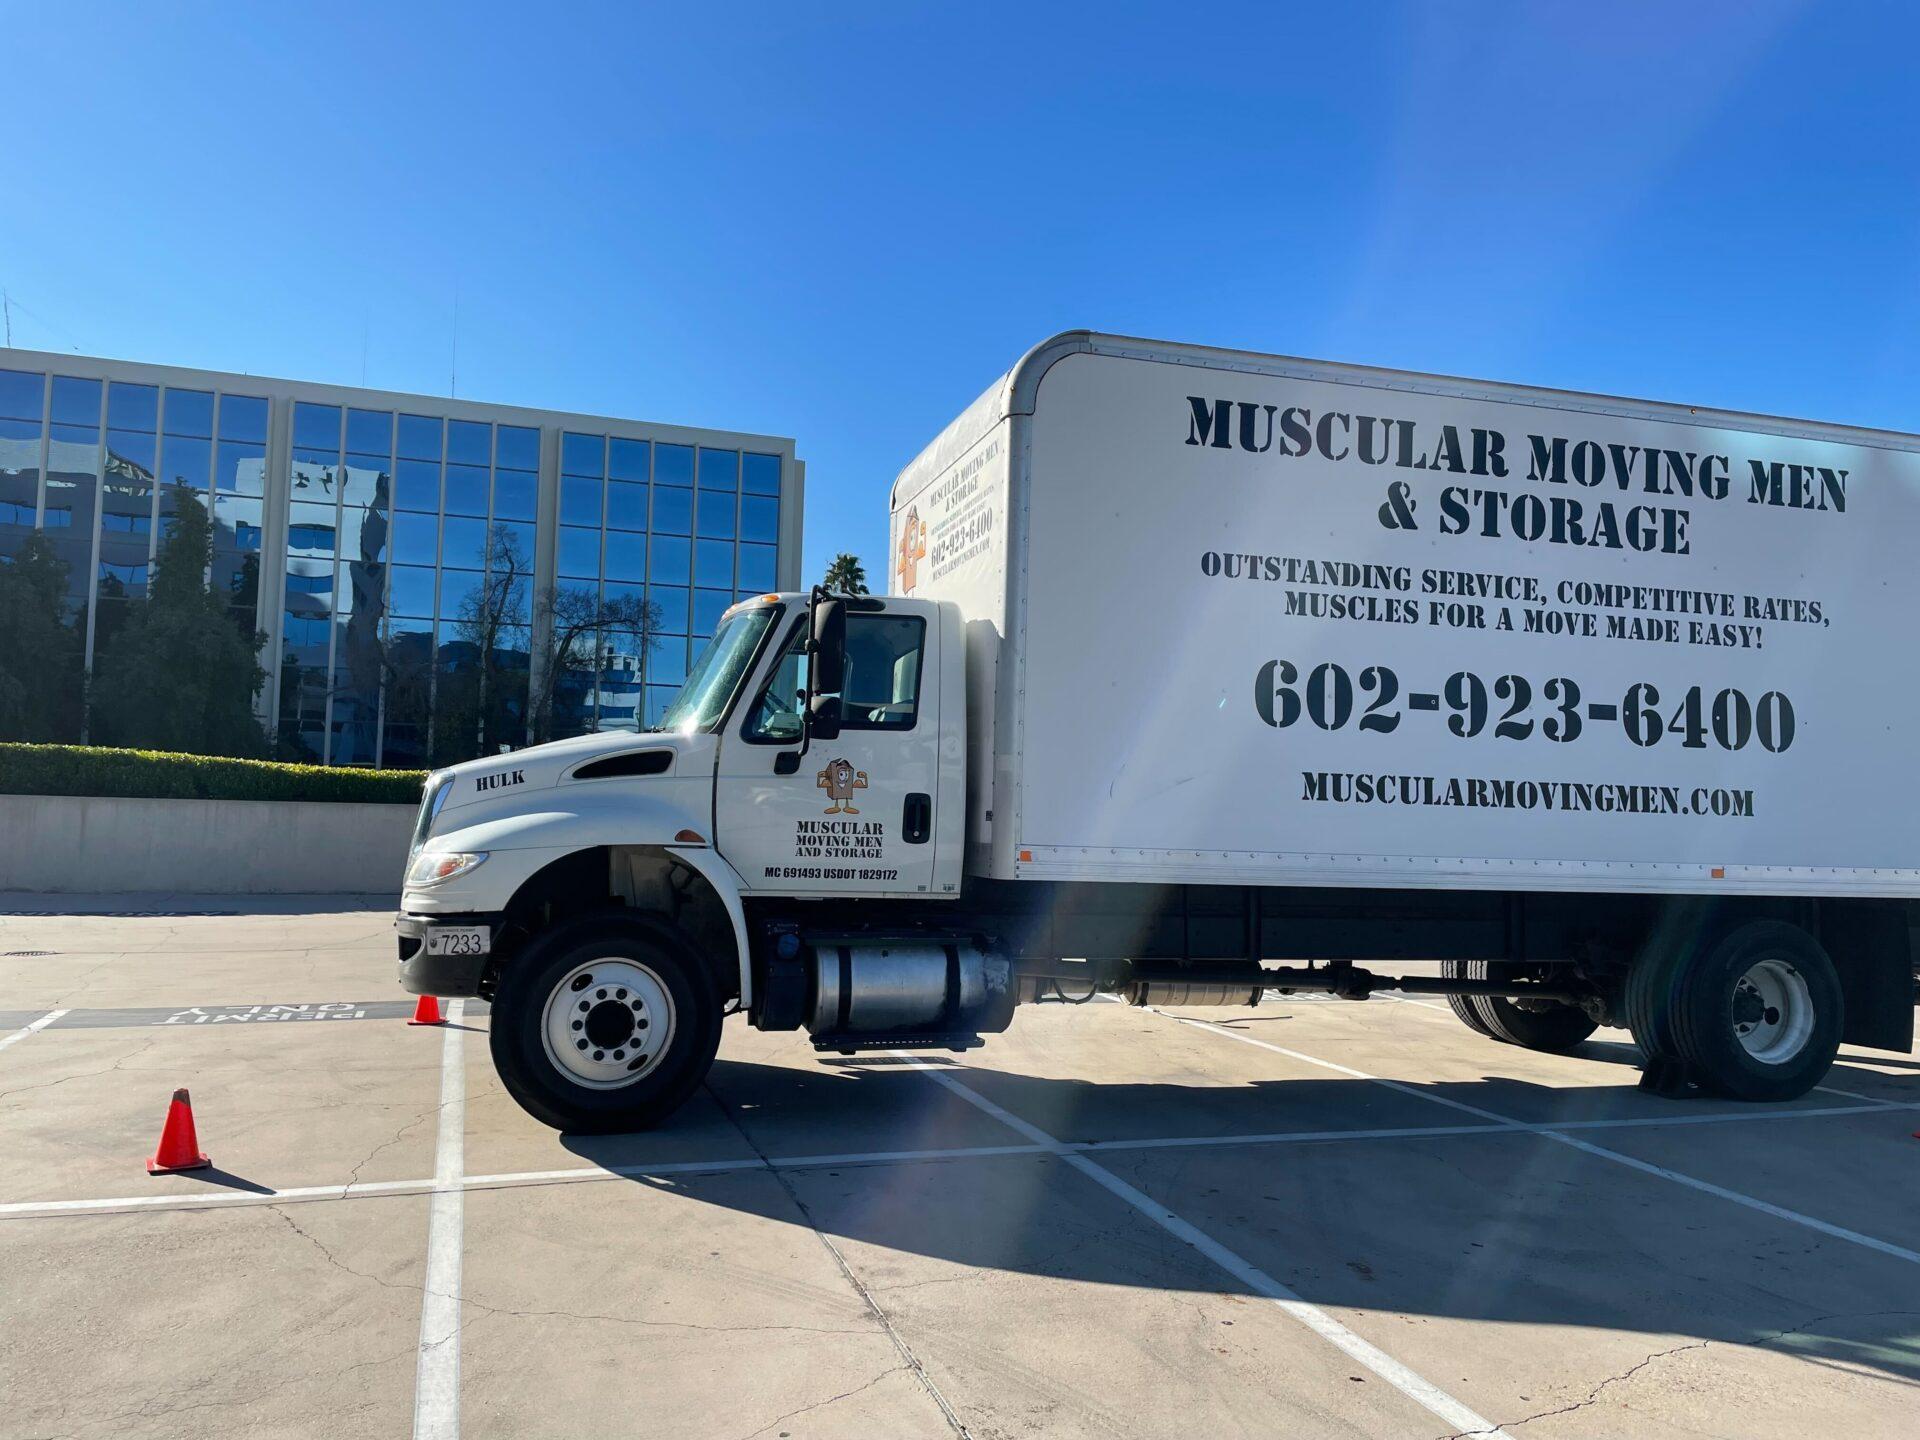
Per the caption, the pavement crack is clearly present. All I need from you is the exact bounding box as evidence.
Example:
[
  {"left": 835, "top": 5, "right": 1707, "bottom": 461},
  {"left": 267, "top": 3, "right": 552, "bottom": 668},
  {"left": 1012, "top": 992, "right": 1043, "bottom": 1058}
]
[
  {"left": 732, "top": 1364, "right": 908, "bottom": 1440},
  {"left": 1435, "top": 1308, "right": 1920, "bottom": 1439},
  {"left": 0, "top": 1038, "right": 157, "bottom": 1106},
  {"left": 1435, "top": 1339, "right": 1711, "bottom": 1439},
  {"left": 704, "top": 1078, "right": 974, "bottom": 1439}
]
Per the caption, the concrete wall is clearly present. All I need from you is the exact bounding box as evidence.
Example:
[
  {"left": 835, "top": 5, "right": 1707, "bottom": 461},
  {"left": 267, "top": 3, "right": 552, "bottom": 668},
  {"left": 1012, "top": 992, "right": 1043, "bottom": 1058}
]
[{"left": 0, "top": 794, "right": 414, "bottom": 894}]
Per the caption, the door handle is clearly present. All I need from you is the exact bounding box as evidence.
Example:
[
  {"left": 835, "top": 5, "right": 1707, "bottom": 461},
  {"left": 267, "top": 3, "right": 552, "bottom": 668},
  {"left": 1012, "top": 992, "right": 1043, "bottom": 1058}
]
[{"left": 903, "top": 792, "right": 931, "bottom": 845}]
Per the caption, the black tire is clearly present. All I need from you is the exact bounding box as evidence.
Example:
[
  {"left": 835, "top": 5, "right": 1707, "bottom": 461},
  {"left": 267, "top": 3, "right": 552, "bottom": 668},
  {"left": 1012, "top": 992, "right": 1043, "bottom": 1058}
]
[
  {"left": 1475, "top": 995, "right": 1599, "bottom": 1053},
  {"left": 1625, "top": 934, "right": 1688, "bottom": 1067},
  {"left": 1440, "top": 960, "right": 1494, "bottom": 1037},
  {"left": 489, "top": 912, "right": 722, "bottom": 1134},
  {"left": 1669, "top": 921, "right": 1843, "bottom": 1102},
  {"left": 1447, "top": 960, "right": 1597, "bottom": 1052}
]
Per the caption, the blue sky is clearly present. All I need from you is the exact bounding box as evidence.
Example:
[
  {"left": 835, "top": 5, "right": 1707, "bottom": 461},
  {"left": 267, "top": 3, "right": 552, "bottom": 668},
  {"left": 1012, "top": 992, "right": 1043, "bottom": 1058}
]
[{"left": 3, "top": 2, "right": 1915, "bottom": 581}]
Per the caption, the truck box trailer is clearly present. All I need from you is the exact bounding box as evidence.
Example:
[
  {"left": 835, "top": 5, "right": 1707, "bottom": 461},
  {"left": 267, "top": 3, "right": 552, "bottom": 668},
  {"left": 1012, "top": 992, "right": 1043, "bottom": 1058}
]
[{"left": 397, "top": 331, "right": 1919, "bottom": 1131}]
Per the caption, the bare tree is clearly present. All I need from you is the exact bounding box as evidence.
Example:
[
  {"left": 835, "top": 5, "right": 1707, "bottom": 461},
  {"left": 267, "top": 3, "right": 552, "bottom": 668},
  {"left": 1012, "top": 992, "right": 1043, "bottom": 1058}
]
[{"left": 531, "top": 582, "right": 661, "bottom": 741}]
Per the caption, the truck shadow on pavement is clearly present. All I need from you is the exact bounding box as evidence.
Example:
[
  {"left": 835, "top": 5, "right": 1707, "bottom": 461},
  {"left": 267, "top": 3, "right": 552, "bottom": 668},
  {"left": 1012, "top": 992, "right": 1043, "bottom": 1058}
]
[{"left": 557, "top": 1055, "right": 1920, "bottom": 1391}]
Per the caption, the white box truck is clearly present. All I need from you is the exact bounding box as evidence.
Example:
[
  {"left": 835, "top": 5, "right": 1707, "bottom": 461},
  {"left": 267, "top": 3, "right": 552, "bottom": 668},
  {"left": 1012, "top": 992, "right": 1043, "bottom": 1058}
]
[{"left": 397, "top": 331, "right": 1919, "bottom": 1131}]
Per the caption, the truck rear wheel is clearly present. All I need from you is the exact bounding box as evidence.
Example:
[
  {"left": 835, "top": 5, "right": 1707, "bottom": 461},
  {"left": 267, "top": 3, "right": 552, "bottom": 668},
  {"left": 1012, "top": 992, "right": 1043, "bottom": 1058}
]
[
  {"left": 489, "top": 912, "right": 722, "bottom": 1133},
  {"left": 1439, "top": 961, "right": 1494, "bottom": 1037},
  {"left": 1441, "top": 961, "right": 1596, "bottom": 1052},
  {"left": 1670, "top": 921, "right": 1843, "bottom": 1102}
]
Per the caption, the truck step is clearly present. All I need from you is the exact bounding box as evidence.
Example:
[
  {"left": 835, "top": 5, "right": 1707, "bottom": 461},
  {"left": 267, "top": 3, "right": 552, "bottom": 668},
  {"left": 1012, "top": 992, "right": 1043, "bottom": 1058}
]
[{"left": 808, "top": 1031, "right": 985, "bottom": 1055}]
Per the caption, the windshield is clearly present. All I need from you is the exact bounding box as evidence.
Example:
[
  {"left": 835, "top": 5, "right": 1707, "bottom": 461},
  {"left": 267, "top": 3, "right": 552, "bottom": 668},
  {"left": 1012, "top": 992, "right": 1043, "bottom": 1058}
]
[{"left": 655, "top": 606, "right": 779, "bottom": 734}]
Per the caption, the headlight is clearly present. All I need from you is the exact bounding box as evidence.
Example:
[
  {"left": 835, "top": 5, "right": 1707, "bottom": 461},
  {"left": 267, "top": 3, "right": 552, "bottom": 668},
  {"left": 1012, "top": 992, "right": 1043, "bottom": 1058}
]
[{"left": 407, "top": 851, "right": 489, "bottom": 887}]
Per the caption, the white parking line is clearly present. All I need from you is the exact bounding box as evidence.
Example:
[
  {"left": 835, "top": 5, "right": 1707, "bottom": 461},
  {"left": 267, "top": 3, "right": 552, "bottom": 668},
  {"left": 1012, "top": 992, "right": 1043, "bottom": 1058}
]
[
  {"left": 898, "top": 1053, "right": 1513, "bottom": 1440},
  {"left": 1161, "top": 1009, "right": 1920, "bottom": 1268},
  {"left": 2, "top": 1097, "right": 1906, "bottom": 1222},
  {"left": 413, "top": 998, "right": 465, "bottom": 1440},
  {"left": 0, "top": 1009, "right": 70, "bottom": 1055}
]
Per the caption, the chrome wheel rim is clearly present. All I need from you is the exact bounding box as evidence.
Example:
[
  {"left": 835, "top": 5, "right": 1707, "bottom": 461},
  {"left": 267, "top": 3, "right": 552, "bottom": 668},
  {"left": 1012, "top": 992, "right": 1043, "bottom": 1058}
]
[
  {"left": 541, "top": 958, "right": 676, "bottom": 1089},
  {"left": 1731, "top": 957, "right": 1813, "bottom": 1065}
]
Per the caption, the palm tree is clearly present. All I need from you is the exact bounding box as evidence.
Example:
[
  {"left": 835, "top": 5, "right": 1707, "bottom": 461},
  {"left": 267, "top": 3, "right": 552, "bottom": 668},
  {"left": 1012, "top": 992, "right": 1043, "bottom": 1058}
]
[{"left": 821, "top": 552, "right": 869, "bottom": 595}]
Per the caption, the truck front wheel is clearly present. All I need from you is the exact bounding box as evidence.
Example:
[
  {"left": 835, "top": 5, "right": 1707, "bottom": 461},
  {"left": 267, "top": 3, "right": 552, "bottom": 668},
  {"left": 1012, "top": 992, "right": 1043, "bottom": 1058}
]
[{"left": 489, "top": 913, "right": 722, "bottom": 1133}]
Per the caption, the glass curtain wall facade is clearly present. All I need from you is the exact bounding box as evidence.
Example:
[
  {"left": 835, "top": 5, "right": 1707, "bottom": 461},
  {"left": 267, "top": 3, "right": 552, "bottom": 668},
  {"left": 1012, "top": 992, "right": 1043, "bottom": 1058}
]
[{"left": 0, "top": 349, "right": 802, "bottom": 766}]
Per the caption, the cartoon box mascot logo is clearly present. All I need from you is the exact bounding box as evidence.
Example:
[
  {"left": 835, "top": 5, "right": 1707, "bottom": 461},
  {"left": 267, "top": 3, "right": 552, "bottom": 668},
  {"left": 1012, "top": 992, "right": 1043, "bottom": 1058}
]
[
  {"left": 897, "top": 507, "right": 927, "bottom": 594},
  {"left": 816, "top": 758, "right": 869, "bottom": 814}
]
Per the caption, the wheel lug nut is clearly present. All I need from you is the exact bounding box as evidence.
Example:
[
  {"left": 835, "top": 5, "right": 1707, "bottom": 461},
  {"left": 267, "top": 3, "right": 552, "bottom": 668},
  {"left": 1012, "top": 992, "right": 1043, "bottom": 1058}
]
[
  {"left": 592, "top": 1050, "right": 605, "bottom": 1061},
  {"left": 572, "top": 1020, "right": 582, "bottom": 1031}
]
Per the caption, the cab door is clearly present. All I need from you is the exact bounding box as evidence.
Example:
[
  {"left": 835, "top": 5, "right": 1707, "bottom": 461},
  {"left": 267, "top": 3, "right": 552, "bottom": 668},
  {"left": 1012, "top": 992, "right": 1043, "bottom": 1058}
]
[{"left": 713, "top": 603, "right": 940, "bottom": 895}]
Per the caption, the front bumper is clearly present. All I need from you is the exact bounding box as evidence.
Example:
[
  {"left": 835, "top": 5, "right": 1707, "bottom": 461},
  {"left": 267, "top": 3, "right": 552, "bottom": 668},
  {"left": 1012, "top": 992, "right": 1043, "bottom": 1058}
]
[{"left": 396, "top": 910, "right": 505, "bottom": 997}]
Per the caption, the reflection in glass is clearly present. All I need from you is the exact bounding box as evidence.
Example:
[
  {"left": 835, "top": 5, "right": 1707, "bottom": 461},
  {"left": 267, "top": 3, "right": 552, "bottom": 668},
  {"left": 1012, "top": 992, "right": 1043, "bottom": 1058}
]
[
  {"left": 288, "top": 501, "right": 338, "bottom": 555},
  {"left": 491, "top": 520, "right": 536, "bottom": 567},
  {"left": 438, "top": 568, "right": 483, "bottom": 620},
  {"left": 217, "top": 442, "right": 267, "bottom": 495},
  {"left": 43, "top": 429, "right": 98, "bottom": 603},
  {"left": 340, "top": 456, "right": 391, "bottom": 509},
  {"left": 107, "top": 430, "right": 157, "bottom": 481},
  {"left": 158, "top": 435, "right": 212, "bottom": 491},
  {"left": 216, "top": 495, "right": 266, "bottom": 552},
  {"left": 0, "top": 415, "right": 43, "bottom": 556}
]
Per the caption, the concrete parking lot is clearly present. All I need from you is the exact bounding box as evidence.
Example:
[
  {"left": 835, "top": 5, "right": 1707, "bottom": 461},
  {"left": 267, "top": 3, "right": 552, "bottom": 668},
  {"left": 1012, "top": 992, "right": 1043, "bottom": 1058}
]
[{"left": 2, "top": 899, "right": 1917, "bottom": 1439}]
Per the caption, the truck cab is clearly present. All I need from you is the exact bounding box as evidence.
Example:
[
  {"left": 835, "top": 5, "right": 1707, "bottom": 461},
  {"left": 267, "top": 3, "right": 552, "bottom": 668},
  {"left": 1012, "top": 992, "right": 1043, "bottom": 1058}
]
[{"left": 396, "top": 590, "right": 986, "bottom": 1132}]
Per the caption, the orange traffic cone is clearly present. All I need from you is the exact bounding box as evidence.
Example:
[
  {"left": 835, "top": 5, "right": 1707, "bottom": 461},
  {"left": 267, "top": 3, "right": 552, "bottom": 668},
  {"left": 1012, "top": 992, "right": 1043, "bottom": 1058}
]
[
  {"left": 408, "top": 994, "right": 446, "bottom": 1027},
  {"left": 146, "top": 1088, "right": 211, "bottom": 1175}
]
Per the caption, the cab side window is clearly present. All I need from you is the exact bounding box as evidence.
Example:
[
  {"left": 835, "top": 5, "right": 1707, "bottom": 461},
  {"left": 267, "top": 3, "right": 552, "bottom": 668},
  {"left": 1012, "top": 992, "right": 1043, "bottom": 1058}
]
[
  {"left": 743, "top": 614, "right": 925, "bottom": 740},
  {"left": 842, "top": 615, "right": 924, "bottom": 730}
]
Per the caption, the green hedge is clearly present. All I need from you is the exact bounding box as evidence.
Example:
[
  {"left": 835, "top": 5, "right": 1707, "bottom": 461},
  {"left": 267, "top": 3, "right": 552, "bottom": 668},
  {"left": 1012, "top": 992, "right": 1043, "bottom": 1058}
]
[{"left": 0, "top": 744, "right": 427, "bottom": 805}]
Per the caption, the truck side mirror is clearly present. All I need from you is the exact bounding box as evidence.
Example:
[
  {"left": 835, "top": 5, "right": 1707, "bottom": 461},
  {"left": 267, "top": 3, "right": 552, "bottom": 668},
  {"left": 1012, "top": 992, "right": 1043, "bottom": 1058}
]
[
  {"left": 810, "top": 595, "right": 847, "bottom": 697},
  {"left": 808, "top": 693, "right": 842, "bottom": 741}
]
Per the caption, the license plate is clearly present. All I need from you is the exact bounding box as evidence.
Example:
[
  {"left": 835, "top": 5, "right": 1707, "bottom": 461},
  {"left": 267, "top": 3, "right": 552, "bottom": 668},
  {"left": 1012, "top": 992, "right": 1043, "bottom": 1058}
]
[{"left": 425, "top": 926, "right": 489, "bottom": 958}]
